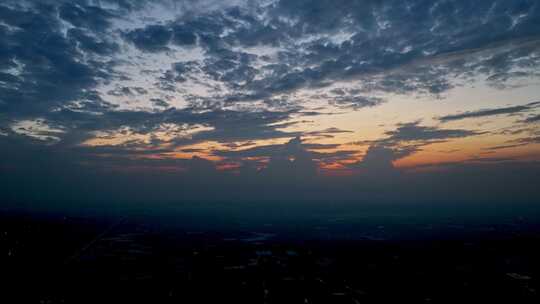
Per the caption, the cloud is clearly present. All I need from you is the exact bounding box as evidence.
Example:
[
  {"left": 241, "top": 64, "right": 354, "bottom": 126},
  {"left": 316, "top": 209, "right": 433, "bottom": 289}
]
[
  {"left": 524, "top": 114, "right": 540, "bottom": 123},
  {"left": 514, "top": 136, "right": 540, "bottom": 145},
  {"left": 67, "top": 28, "right": 119, "bottom": 56},
  {"left": 383, "top": 121, "right": 483, "bottom": 143},
  {"left": 483, "top": 143, "right": 528, "bottom": 151},
  {"left": 311, "top": 89, "right": 386, "bottom": 109},
  {"left": 303, "top": 127, "right": 354, "bottom": 139},
  {"left": 124, "top": 24, "right": 173, "bottom": 52},
  {"left": 2, "top": 0, "right": 540, "bottom": 145},
  {"left": 1, "top": 0, "right": 540, "bottom": 206},
  {"left": 2, "top": 131, "right": 540, "bottom": 204},
  {"left": 351, "top": 144, "right": 399, "bottom": 176},
  {"left": 0, "top": 1, "right": 116, "bottom": 124},
  {"left": 439, "top": 101, "right": 540, "bottom": 122},
  {"left": 213, "top": 136, "right": 359, "bottom": 178},
  {"left": 214, "top": 136, "right": 352, "bottom": 161},
  {"left": 10, "top": 118, "right": 65, "bottom": 142},
  {"left": 58, "top": 2, "right": 115, "bottom": 32},
  {"left": 348, "top": 121, "right": 484, "bottom": 171}
]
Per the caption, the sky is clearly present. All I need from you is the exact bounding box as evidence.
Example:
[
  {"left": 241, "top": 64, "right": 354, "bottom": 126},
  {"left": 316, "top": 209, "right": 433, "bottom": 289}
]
[{"left": 1, "top": 0, "right": 539, "bottom": 206}]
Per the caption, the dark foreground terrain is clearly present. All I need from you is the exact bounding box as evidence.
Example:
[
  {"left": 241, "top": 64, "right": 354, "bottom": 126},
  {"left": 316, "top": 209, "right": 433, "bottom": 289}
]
[{"left": 1, "top": 209, "right": 540, "bottom": 304}]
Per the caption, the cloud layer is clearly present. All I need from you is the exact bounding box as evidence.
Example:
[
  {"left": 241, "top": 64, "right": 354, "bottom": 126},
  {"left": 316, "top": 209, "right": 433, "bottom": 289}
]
[{"left": 1, "top": 0, "right": 540, "bottom": 204}]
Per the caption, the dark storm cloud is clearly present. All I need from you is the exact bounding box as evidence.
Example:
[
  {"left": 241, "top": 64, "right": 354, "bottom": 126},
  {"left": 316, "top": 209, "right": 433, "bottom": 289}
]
[{"left": 439, "top": 101, "right": 540, "bottom": 122}]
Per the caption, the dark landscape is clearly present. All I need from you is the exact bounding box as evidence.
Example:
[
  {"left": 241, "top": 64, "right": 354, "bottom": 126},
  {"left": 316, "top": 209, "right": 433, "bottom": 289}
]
[{"left": 2, "top": 205, "right": 540, "bottom": 304}]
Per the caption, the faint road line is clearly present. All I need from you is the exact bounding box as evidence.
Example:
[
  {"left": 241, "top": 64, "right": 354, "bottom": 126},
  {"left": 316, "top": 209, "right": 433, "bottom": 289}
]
[{"left": 63, "top": 217, "right": 127, "bottom": 265}]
